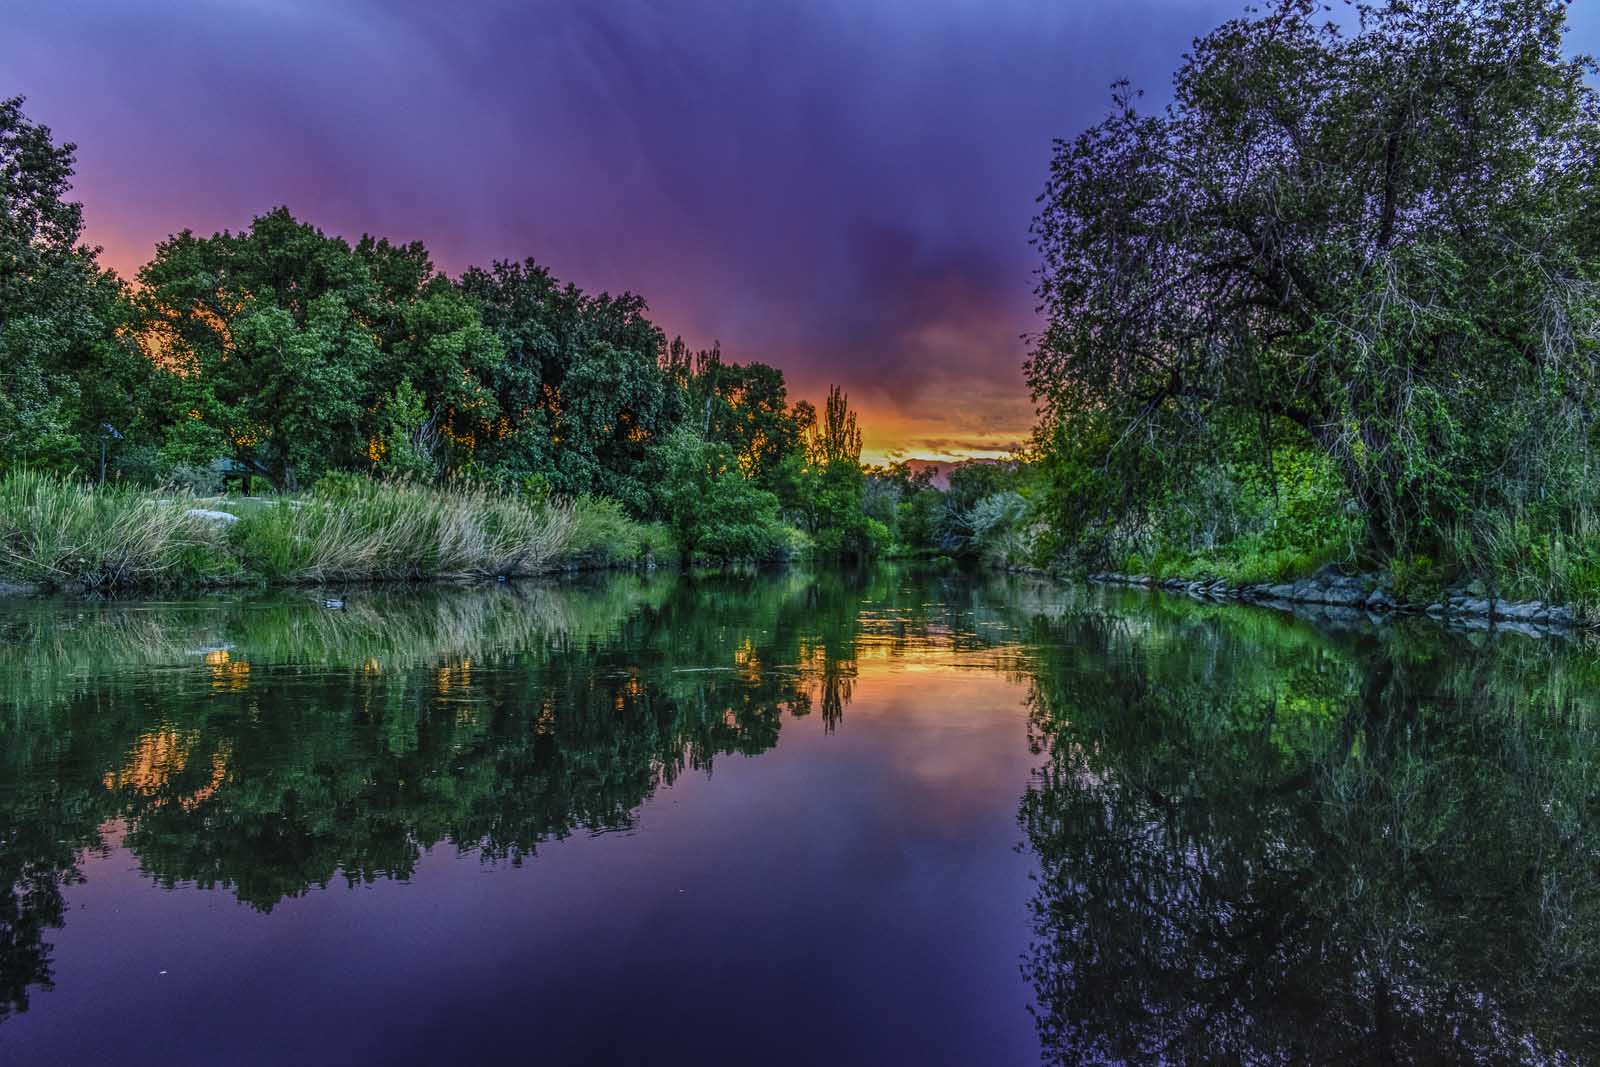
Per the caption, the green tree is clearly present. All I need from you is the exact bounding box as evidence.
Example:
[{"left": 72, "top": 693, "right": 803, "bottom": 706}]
[
  {"left": 1028, "top": 0, "right": 1600, "bottom": 554},
  {"left": 799, "top": 386, "right": 883, "bottom": 558},
  {"left": 0, "top": 97, "right": 150, "bottom": 475},
  {"left": 369, "top": 379, "right": 439, "bottom": 480},
  {"left": 674, "top": 340, "right": 808, "bottom": 491},
  {"left": 458, "top": 259, "right": 683, "bottom": 510},
  {"left": 134, "top": 208, "right": 502, "bottom": 489}
]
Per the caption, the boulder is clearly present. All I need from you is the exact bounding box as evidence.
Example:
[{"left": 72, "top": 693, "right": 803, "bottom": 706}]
[
  {"left": 1319, "top": 576, "right": 1370, "bottom": 606},
  {"left": 185, "top": 508, "right": 239, "bottom": 528},
  {"left": 1494, "top": 600, "right": 1546, "bottom": 622}
]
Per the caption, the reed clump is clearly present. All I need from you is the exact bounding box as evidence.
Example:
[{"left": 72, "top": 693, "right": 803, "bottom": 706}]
[
  {"left": 0, "top": 470, "right": 233, "bottom": 589},
  {"left": 0, "top": 471, "right": 646, "bottom": 591},
  {"left": 233, "top": 477, "right": 581, "bottom": 582}
]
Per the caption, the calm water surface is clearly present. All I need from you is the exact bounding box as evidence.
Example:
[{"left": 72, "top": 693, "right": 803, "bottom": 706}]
[{"left": 1, "top": 567, "right": 1598, "bottom": 1065}]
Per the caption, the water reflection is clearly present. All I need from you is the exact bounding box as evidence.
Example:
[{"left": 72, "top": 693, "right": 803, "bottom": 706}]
[
  {"left": 5, "top": 571, "right": 1600, "bottom": 1064},
  {"left": 0, "top": 566, "right": 1045, "bottom": 1023},
  {"left": 1020, "top": 596, "right": 1600, "bottom": 1065}
]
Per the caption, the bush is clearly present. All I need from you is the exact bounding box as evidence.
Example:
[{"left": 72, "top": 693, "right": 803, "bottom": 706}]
[
  {"left": 1036, "top": 410, "right": 1361, "bottom": 583},
  {"left": 655, "top": 429, "right": 797, "bottom": 563},
  {"left": 566, "top": 495, "right": 675, "bottom": 567}
]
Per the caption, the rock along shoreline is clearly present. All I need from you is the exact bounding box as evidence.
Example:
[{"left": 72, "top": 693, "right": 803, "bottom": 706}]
[{"left": 1088, "top": 569, "right": 1587, "bottom": 636}]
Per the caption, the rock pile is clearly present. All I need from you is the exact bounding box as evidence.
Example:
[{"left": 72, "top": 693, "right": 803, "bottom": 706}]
[{"left": 1087, "top": 569, "right": 1581, "bottom": 629}]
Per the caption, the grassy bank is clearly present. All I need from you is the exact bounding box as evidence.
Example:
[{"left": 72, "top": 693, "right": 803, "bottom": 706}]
[{"left": 0, "top": 471, "right": 673, "bottom": 592}]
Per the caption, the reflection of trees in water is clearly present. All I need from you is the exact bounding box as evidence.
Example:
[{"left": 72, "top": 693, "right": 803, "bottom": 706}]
[
  {"left": 0, "top": 565, "right": 1047, "bottom": 1020},
  {"left": 1020, "top": 601, "right": 1600, "bottom": 1065}
]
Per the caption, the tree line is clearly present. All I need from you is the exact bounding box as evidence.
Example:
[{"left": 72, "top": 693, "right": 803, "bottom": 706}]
[
  {"left": 0, "top": 97, "right": 896, "bottom": 561},
  {"left": 1024, "top": 0, "right": 1600, "bottom": 604}
]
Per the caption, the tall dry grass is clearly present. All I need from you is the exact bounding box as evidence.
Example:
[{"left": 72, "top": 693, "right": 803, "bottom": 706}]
[
  {"left": 0, "top": 470, "right": 232, "bottom": 589},
  {"left": 232, "top": 477, "right": 580, "bottom": 582},
  {"left": 0, "top": 473, "right": 681, "bottom": 591},
  {"left": 0, "top": 471, "right": 601, "bottom": 590}
]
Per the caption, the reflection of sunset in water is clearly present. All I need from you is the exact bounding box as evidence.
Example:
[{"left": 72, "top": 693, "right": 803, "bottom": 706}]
[
  {"left": 4, "top": 563, "right": 1599, "bottom": 1065},
  {"left": 102, "top": 729, "right": 232, "bottom": 813},
  {"left": 205, "top": 648, "right": 252, "bottom": 692}
]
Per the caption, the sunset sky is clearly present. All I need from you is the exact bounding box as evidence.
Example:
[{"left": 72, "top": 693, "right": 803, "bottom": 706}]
[{"left": 7, "top": 0, "right": 1598, "bottom": 462}]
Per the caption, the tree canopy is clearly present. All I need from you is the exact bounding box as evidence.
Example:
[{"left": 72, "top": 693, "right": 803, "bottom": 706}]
[
  {"left": 0, "top": 97, "right": 902, "bottom": 564},
  {"left": 1028, "top": 0, "right": 1600, "bottom": 553},
  {"left": 134, "top": 208, "right": 503, "bottom": 489},
  {"left": 0, "top": 96, "right": 149, "bottom": 473}
]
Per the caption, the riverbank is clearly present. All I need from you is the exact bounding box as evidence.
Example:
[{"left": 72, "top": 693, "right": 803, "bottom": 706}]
[
  {"left": 1087, "top": 568, "right": 1589, "bottom": 635},
  {"left": 0, "top": 471, "right": 676, "bottom": 595}
]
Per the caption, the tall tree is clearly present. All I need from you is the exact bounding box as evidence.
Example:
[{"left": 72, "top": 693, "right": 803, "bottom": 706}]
[
  {"left": 798, "top": 386, "right": 879, "bottom": 557},
  {"left": 1028, "top": 0, "right": 1600, "bottom": 550},
  {"left": 135, "top": 208, "right": 501, "bottom": 488},
  {"left": 0, "top": 97, "right": 148, "bottom": 474},
  {"left": 805, "top": 385, "right": 863, "bottom": 468}
]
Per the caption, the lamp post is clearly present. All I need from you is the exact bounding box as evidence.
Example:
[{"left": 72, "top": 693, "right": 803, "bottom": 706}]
[{"left": 98, "top": 423, "right": 123, "bottom": 483}]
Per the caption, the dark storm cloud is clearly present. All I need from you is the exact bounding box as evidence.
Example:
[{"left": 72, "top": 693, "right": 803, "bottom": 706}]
[{"left": 8, "top": 0, "right": 1596, "bottom": 457}]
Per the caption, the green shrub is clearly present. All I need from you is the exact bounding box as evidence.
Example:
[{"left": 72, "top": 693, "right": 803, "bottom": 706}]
[
  {"left": 654, "top": 429, "right": 796, "bottom": 563},
  {"left": 311, "top": 470, "right": 366, "bottom": 500},
  {"left": 566, "top": 495, "right": 676, "bottom": 566}
]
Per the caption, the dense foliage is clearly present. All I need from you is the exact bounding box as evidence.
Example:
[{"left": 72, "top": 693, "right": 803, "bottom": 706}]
[
  {"left": 1028, "top": 0, "right": 1600, "bottom": 602},
  {"left": 1021, "top": 592, "right": 1600, "bottom": 1063},
  {"left": 861, "top": 457, "right": 1043, "bottom": 566},
  {"left": 0, "top": 98, "right": 888, "bottom": 565},
  {"left": 0, "top": 98, "right": 151, "bottom": 475}
]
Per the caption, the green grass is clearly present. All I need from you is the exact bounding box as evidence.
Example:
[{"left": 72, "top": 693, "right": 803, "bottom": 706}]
[
  {"left": 1441, "top": 507, "right": 1600, "bottom": 615},
  {"left": 0, "top": 471, "right": 670, "bottom": 591},
  {"left": 1111, "top": 502, "right": 1600, "bottom": 618},
  {"left": 0, "top": 469, "right": 238, "bottom": 589},
  {"left": 1120, "top": 529, "right": 1349, "bottom": 586}
]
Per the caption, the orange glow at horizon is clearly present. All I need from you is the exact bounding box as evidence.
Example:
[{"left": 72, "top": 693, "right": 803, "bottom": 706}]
[
  {"left": 850, "top": 396, "right": 1034, "bottom": 466},
  {"left": 90, "top": 225, "right": 1037, "bottom": 467}
]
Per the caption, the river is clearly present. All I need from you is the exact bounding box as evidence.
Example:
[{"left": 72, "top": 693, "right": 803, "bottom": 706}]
[{"left": 1, "top": 566, "right": 1596, "bottom": 1065}]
